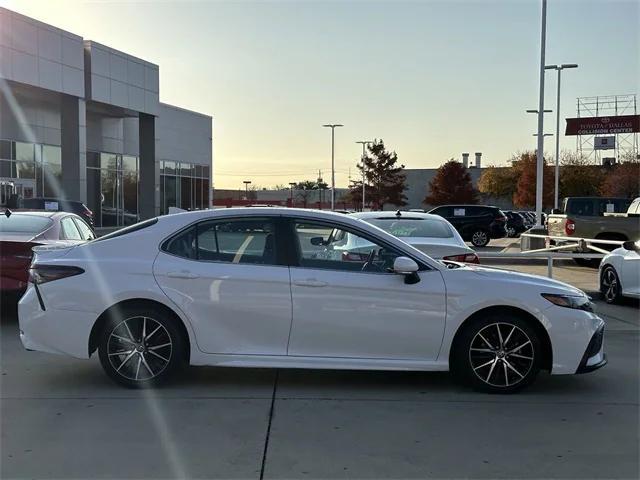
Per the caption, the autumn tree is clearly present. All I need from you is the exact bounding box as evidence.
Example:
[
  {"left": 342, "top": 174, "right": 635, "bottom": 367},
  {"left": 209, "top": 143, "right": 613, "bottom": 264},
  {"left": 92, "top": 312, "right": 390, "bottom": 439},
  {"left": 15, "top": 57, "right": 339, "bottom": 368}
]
[
  {"left": 477, "top": 165, "right": 518, "bottom": 199},
  {"left": 558, "top": 151, "right": 606, "bottom": 198},
  {"left": 352, "top": 139, "right": 407, "bottom": 210},
  {"left": 600, "top": 159, "right": 640, "bottom": 198},
  {"left": 512, "top": 151, "right": 554, "bottom": 208},
  {"left": 424, "top": 159, "right": 477, "bottom": 206}
]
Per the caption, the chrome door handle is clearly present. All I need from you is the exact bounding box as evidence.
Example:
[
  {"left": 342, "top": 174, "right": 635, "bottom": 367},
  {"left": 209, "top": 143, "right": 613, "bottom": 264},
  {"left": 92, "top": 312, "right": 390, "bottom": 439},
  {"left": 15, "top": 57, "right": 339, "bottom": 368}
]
[
  {"left": 293, "top": 279, "right": 328, "bottom": 287},
  {"left": 167, "top": 271, "right": 200, "bottom": 279}
]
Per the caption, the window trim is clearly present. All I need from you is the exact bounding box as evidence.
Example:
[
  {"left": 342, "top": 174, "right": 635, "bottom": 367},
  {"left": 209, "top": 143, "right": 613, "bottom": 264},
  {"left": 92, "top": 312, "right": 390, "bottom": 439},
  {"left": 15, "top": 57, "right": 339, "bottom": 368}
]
[
  {"left": 160, "top": 215, "right": 287, "bottom": 268},
  {"left": 285, "top": 217, "right": 431, "bottom": 274}
]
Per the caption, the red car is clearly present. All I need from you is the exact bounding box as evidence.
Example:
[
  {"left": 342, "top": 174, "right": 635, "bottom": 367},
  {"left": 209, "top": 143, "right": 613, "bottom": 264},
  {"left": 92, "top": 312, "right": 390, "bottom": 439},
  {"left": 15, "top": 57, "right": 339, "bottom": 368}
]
[{"left": 0, "top": 210, "right": 95, "bottom": 296}]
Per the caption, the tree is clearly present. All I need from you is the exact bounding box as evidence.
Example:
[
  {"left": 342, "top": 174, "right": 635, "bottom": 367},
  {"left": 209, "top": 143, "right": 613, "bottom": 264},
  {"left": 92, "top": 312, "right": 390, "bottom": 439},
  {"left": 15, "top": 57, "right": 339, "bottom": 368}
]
[
  {"left": 424, "top": 159, "right": 477, "bottom": 205},
  {"left": 512, "top": 151, "right": 554, "bottom": 208},
  {"left": 290, "top": 179, "right": 329, "bottom": 208},
  {"left": 559, "top": 151, "right": 605, "bottom": 198},
  {"left": 600, "top": 159, "right": 640, "bottom": 198},
  {"left": 477, "top": 165, "right": 518, "bottom": 199},
  {"left": 353, "top": 139, "right": 407, "bottom": 210}
]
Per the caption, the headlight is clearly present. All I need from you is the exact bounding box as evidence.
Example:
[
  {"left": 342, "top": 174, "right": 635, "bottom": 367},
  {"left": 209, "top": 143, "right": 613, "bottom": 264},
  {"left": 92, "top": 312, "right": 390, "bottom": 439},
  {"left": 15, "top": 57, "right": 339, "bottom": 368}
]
[{"left": 541, "top": 293, "right": 594, "bottom": 312}]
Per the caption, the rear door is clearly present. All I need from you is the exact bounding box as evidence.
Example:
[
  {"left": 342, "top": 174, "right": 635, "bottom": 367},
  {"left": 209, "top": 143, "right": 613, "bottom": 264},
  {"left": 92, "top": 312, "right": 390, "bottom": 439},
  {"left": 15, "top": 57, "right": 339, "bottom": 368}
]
[{"left": 153, "top": 216, "right": 293, "bottom": 355}]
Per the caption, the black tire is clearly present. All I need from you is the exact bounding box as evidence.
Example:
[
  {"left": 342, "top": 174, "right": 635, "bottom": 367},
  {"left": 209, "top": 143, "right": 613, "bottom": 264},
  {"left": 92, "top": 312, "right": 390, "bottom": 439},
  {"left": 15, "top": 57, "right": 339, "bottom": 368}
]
[
  {"left": 470, "top": 229, "right": 490, "bottom": 247},
  {"left": 98, "top": 305, "right": 187, "bottom": 388},
  {"left": 600, "top": 265, "right": 622, "bottom": 304},
  {"left": 451, "top": 314, "right": 541, "bottom": 394}
]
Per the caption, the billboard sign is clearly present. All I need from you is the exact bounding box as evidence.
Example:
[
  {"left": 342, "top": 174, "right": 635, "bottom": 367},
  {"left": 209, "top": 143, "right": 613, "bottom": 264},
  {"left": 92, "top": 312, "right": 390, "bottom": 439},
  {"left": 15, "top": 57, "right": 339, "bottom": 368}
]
[
  {"left": 594, "top": 136, "right": 616, "bottom": 150},
  {"left": 565, "top": 115, "right": 640, "bottom": 135}
]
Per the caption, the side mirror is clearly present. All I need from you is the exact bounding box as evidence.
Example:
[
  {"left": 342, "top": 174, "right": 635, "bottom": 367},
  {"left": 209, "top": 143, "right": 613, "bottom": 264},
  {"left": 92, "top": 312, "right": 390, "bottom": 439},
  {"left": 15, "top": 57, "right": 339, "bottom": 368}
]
[
  {"left": 622, "top": 240, "right": 639, "bottom": 251},
  {"left": 310, "top": 236, "right": 326, "bottom": 246},
  {"left": 393, "top": 256, "right": 419, "bottom": 275}
]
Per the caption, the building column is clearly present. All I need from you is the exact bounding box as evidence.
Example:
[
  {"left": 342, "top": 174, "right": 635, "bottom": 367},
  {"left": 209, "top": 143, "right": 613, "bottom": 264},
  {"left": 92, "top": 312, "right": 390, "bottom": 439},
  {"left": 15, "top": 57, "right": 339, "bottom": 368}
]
[
  {"left": 138, "top": 112, "right": 157, "bottom": 219},
  {"left": 60, "top": 95, "right": 86, "bottom": 202}
]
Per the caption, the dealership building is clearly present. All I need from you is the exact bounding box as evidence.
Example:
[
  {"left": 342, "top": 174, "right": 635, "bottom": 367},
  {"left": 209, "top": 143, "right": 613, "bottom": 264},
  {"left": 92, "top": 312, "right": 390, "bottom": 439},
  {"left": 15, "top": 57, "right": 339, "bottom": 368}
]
[{"left": 0, "top": 7, "right": 212, "bottom": 228}]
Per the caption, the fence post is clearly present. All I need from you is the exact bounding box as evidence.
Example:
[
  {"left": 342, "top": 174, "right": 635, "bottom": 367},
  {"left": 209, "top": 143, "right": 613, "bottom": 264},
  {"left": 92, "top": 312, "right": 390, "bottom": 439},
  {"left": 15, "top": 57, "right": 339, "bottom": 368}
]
[{"left": 547, "top": 256, "right": 553, "bottom": 278}]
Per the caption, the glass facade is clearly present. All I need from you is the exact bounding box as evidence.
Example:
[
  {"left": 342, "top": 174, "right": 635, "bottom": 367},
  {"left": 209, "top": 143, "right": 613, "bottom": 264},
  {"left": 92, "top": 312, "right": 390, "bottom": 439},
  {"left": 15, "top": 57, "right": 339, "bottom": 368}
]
[
  {"left": 160, "top": 160, "right": 210, "bottom": 214},
  {"left": 86, "top": 151, "right": 139, "bottom": 228},
  {"left": 0, "top": 139, "right": 62, "bottom": 198}
]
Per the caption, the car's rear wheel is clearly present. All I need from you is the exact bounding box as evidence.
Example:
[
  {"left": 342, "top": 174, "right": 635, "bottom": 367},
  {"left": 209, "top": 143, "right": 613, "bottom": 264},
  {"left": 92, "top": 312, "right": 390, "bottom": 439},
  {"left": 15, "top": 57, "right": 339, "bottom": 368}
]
[
  {"left": 600, "top": 265, "right": 622, "bottom": 304},
  {"left": 451, "top": 314, "right": 541, "bottom": 394},
  {"left": 98, "top": 306, "right": 186, "bottom": 388},
  {"left": 506, "top": 226, "right": 517, "bottom": 238},
  {"left": 470, "top": 229, "right": 490, "bottom": 247}
]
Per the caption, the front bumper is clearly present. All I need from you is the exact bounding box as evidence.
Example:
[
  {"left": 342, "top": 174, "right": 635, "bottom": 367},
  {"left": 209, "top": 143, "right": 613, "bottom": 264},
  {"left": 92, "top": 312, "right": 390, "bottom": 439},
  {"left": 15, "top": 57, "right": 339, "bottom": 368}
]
[{"left": 576, "top": 324, "right": 607, "bottom": 373}]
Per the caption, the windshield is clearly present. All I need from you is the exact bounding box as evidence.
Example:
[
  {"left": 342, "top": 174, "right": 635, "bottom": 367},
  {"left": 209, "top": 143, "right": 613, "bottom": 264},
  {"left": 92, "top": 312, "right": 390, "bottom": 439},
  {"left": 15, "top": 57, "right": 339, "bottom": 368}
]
[
  {"left": 366, "top": 218, "right": 453, "bottom": 238},
  {"left": 0, "top": 215, "right": 52, "bottom": 234}
]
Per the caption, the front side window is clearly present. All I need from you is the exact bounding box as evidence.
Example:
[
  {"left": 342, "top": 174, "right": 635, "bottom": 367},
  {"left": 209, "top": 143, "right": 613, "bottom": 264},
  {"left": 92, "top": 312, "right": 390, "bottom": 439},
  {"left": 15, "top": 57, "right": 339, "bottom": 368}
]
[
  {"left": 164, "top": 218, "right": 277, "bottom": 265},
  {"left": 294, "top": 221, "right": 403, "bottom": 273}
]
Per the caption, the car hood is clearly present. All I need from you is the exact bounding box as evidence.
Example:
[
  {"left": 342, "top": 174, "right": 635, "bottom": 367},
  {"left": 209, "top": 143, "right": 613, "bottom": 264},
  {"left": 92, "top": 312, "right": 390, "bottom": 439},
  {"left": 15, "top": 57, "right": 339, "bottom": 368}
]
[{"left": 451, "top": 263, "right": 585, "bottom": 296}]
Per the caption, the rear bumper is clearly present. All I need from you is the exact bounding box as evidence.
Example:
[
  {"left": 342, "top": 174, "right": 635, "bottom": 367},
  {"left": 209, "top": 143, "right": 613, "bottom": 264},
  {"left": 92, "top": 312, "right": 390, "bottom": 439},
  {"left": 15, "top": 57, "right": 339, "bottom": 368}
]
[{"left": 18, "top": 287, "right": 94, "bottom": 359}]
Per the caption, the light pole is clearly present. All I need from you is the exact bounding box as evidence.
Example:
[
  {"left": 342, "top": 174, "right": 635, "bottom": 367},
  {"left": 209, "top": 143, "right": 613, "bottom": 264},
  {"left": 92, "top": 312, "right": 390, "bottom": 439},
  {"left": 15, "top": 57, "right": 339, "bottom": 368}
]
[
  {"left": 289, "top": 182, "right": 296, "bottom": 207},
  {"left": 355, "top": 140, "right": 373, "bottom": 211},
  {"left": 322, "top": 124, "right": 343, "bottom": 210},
  {"left": 534, "top": 0, "right": 548, "bottom": 227},
  {"left": 243, "top": 180, "right": 251, "bottom": 201},
  {"left": 545, "top": 63, "right": 578, "bottom": 210}
]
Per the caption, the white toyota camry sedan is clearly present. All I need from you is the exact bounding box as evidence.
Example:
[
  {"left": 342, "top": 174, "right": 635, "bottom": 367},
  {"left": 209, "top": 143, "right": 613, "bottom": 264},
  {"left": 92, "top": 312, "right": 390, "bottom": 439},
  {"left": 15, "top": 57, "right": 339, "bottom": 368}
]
[{"left": 18, "top": 208, "right": 606, "bottom": 393}]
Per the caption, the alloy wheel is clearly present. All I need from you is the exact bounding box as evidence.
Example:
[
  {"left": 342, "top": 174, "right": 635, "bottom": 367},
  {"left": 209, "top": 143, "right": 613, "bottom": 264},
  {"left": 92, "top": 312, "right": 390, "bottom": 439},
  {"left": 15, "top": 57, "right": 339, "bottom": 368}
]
[
  {"left": 107, "top": 316, "right": 173, "bottom": 381},
  {"left": 468, "top": 322, "right": 534, "bottom": 388},
  {"left": 601, "top": 268, "right": 619, "bottom": 303},
  {"left": 472, "top": 231, "right": 488, "bottom": 246}
]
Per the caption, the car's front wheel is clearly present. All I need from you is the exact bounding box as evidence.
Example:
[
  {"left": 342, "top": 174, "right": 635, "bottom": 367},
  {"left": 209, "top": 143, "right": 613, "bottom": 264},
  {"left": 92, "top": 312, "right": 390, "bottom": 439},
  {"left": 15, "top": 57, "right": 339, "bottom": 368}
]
[
  {"left": 98, "top": 306, "right": 186, "bottom": 388},
  {"left": 470, "top": 229, "right": 490, "bottom": 247},
  {"left": 451, "top": 315, "right": 542, "bottom": 394},
  {"left": 600, "top": 265, "right": 622, "bottom": 304}
]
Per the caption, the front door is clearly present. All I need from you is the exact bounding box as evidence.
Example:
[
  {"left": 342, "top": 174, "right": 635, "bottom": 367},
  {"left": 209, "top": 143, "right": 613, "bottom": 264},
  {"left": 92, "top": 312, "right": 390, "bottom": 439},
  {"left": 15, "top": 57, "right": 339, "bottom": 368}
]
[
  {"left": 153, "top": 216, "right": 293, "bottom": 355},
  {"left": 287, "top": 219, "right": 447, "bottom": 361}
]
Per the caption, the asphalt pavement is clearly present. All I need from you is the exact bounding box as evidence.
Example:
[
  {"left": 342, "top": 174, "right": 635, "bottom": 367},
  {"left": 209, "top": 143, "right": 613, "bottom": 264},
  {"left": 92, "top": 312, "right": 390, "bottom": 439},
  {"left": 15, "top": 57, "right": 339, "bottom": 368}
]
[{"left": 1, "top": 278, "right": 638, "bottom": 479}]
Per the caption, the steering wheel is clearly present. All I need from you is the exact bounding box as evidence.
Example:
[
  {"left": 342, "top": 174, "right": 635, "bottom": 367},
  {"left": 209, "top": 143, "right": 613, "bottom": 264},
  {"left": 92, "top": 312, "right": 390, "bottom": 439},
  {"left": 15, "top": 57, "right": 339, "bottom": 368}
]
[{"left": 361, "top": 249, "right": 377, "bottom": 271}]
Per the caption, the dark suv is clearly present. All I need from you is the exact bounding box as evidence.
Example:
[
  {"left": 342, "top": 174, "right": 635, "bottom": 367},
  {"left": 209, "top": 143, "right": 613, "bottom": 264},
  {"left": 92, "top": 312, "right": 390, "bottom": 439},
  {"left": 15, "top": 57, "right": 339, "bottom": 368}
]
[
  {"left": 428, "top": 205, "right": 507, "bottom": 247},
  {"left": 19, "top": 197, "right": 94, "bottom": 228}
]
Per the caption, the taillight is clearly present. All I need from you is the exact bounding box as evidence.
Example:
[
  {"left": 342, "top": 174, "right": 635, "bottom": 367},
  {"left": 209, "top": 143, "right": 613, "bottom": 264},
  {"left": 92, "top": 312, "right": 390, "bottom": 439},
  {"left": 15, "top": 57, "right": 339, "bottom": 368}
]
[
  {"left": 443, "top": 253, "right": 480, "bottom": 264},
  {"left": 28, "top": 265, "right": 84, "bottom": 285},
  {"left": 565, "top": 219, "right": 576, "bottom": 236}
]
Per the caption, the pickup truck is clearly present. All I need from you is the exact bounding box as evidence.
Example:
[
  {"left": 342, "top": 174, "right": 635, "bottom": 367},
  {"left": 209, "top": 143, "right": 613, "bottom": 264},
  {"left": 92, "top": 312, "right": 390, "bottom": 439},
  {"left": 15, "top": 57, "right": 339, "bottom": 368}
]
[{"left": 547, "top": 197, "right": 640, "bottom": 266}]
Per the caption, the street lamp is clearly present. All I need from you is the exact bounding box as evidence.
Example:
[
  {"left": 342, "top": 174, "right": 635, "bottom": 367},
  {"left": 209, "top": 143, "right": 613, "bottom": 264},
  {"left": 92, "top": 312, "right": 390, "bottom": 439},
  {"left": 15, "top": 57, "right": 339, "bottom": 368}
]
[
  {"left": 545, "top": 63, "right": 579, "bottom": 210},
  {"left": 243, "top": 180, "right": 251, "bottom": 201},
  {"left": 322, "top": 124, "right": 343, "bottom": 210},
  {"left": 289, "top": 182, "right": 296, "bottom": 207},
  {"left": 355, "top": 140, "right": 373, "bottom": 211},
  {"left": 534, "top": 0, "right": 548, "bottom": 227}
]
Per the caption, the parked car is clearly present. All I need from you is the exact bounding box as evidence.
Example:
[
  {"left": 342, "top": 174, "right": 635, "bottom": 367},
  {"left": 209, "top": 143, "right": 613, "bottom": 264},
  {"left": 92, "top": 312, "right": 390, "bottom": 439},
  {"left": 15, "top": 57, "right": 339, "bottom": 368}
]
[
  {"left": 503, "top": 211, "right": 527, "bottom": 238},
  {"left": 20, "top": 197, "right": 94, "bottom": 228},
  {"left": 599, "top": 240, "right": 640, "bottom": 304},
  {"left": 547, "top": 197, "right": 640, "bottom": 267},
  {"left": 350, "top": 211, "right": 479, "bottom": 263},
  {"left": 518, "top": 211, "right": 535, "bottom": 229},
  {"left": 428, "top": 205, "right": 507, "bottom": 247},
  {"left": 19, "top": 208, "right": 605, "bottom": 393},
  {"left": 0, "top": 211, "right": 95, "bottom": 296}
]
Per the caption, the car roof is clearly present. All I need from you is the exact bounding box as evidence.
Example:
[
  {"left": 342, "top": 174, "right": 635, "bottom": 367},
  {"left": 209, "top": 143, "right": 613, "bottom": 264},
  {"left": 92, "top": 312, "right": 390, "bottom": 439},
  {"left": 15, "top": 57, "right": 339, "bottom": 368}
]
[
  {"left": 431, "top": 204, "right": 499, "bottom": 208},
  {"left": 6, "top": 210, "right": 76, "bottom": 219},
  {"left": 350, "top": 211, "right": 447, "bottom": 222}
]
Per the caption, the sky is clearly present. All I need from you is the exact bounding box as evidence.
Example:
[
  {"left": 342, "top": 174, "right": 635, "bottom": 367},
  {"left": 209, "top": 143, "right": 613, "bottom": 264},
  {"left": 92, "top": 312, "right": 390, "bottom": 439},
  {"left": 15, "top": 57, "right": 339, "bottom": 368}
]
[{"left": 2, "top": 0, "right": 638, "bottom": 189}]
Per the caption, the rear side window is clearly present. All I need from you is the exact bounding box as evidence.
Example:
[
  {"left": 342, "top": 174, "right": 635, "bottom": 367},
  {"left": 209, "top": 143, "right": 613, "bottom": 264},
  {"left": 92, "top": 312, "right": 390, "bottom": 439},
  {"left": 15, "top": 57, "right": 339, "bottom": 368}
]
[
  {"left": 431, "top": 206, "right": 453, "bottom": 217},
  {"left": 73, "top": 218, "right": 95, "bottom": 240},
  {"left": 0, "top": 215, "right": 52, "bottom": 234},
  {"left": 60, "top": 217, "right": 82, "bottom": 240},
  {"left": 567, "top": 200, "right": 594, "bottom": 216},
  {"left": 163, "top": 218, "right": 277, "bottom": 265}
]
